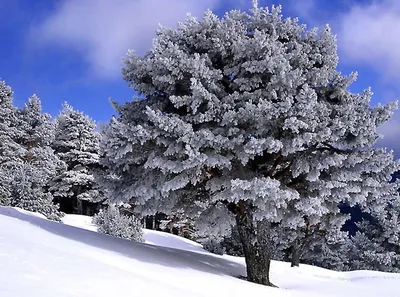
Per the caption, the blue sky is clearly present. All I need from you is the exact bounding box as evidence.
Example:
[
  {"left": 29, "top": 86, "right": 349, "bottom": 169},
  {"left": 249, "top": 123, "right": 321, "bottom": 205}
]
[{"left": 2, "top": 0, "right": 400, "bottom": 153}]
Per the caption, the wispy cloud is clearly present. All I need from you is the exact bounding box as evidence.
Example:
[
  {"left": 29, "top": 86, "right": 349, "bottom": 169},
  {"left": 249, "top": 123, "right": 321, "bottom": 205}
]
[
  {"left": 337, "top": 0, "right": 400, "bottom": 83},
  {"left": 286, "top": 0, "right": 400, "bottom": 85},
  {"left": 32, "top": 0, "right": 221, "bottom": 79},
  {"left": 289, "top": 0, "right": 316, "bottom": 22},
  {"left": 336, "top": 0, "right": 400, "bottom": 155},
  {"left": 377, "top": 112, "right": 400, "bottom": 157}
]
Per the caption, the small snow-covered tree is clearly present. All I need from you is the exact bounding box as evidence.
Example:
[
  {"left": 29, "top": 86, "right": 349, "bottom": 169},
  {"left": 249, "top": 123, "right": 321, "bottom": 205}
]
[
  {"left": 9, "top": 95, "right": 63, "bottom": 220},
  {"left": 0, "top": 81, "right": 19, "bottom": 160},
  {"left": 300, "top": 192, "right": 400, "bottom": 272},
  {"left": 0, "top": 81, "right": 21, "bottom": 205},
  {"left": 344, "top": 197, "right": 400, "bottom": 272},
  {"left": 8, "top": 164, "right": 62, "bottom": 221},
  {"left": 92, "top": 205, "right": 144, "bottom": 242},
  {"left": 298, "top": 221, "right": 351, "bottom": 270},
  {"left": 50, "top": 102, "right": 103, "bottom": 215},
  {"left": 101, "top": 4, "right": 399, "bottom": 286}
]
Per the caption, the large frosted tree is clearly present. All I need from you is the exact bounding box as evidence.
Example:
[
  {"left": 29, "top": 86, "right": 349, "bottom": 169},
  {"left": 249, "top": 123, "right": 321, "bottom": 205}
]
[
  {"left": 50, "top": 102, "right": 103, "bottom": 215},
  {"left": 101, "top": 4, "right": 399, "bottom": 286}
]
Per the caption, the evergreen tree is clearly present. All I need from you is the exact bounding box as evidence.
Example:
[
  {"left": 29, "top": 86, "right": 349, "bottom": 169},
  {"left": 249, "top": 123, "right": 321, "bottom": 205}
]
[
  {"left": 298, "top": 220, "right": 351, "bottom": 270},
  {"left": 10, "top": 95, "right": 63, "bottom": 220},
  {"left": 50, "top": 102, "right": 103, "bottom": 215},
  {"left": 101, "top": 3, "right": 399, "bottom": 285},
  {"left": 300, "top": 192, "right": 400, "bottom": 272},
  {"left": 344, "top": 198, "right": 400, "bottom": 272},
  {"left": 0, "top": 81, "right": 19, "bottom": 205}
]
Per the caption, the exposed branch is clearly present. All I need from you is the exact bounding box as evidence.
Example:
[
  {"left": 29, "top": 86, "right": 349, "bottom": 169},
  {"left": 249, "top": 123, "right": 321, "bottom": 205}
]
[{"left": 321, "top": 142, "right": 353, "bottom": 154}]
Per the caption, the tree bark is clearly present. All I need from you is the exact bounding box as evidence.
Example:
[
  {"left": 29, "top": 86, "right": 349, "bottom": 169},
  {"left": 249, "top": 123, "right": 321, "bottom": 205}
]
[
  {"left": 76, "top": 198, "right": 83, "bottom": 215},
  {"left": 291, "top": 238, "right": 301, "bottom": 267},
  {"left": 74, "top": 186, "right": 83, "bottom": 215},
  {"left": 235, "top": 213, "right": 276, "bottom": 287},
  {"left": 169, "top": 216, "right": 173, "bottom": 233}
]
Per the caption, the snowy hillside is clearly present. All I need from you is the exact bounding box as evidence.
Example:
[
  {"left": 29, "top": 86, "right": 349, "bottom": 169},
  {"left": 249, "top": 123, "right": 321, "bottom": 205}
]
[
  {"left": 62, "top": 213, "right": 206, "bottom": 252},
  {"left": 1, "top": 207, "right": 400, "bottom": 297}
]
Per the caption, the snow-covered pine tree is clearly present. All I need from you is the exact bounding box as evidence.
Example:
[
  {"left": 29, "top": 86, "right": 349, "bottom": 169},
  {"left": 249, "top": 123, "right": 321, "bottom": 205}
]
[
  {"left": 300, "top": 182, "right": 400, "bottom": 272},
  {"left": 50, "top": 102, "right": 104, "bottom": 215},
  {"left": 100, "top": 3, "right": 399, "bottom": 286},
  {"left": 0, "top": 81, "right": 20, "bottom": 206},
  {"left": 9, "top": 95, "right": 63, "bottom": 220},
  {"left": 283, "top": 205, "right": 352, "bottom": 267},
  {"left": 343, "top": 192, "right": 400, "bottom": 272},
  {"left": 296, "top": 215, "right": 351, "bottom": 270}
]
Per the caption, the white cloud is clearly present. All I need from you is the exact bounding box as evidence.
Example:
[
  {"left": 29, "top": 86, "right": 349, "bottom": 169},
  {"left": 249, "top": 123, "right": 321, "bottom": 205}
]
[
  {"left": 338, "top": 0, "right": 400, "bottom": 82},
  {"left": 377, "top": 110, "right": 400, "bottom": 157},
  {"left": 32, "top": 0, "right": 221, "bottom": 79},
  {"left": 335, "top": 0, "right": 400, "bottom": 155},
  {"left": 286, "top": 0, "right": 400, "bottom": 85},
  {"left": 289, "top": 0, "right": 316, "bottom": 21}
]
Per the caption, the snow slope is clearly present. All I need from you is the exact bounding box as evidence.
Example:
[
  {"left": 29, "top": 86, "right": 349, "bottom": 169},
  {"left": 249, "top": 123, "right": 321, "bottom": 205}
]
[
  {"left": 62, "top": 213, "right": 206, "bottom": 253},
  {"left": 1, "top": 207, "right": 399, "bottom": 297}
]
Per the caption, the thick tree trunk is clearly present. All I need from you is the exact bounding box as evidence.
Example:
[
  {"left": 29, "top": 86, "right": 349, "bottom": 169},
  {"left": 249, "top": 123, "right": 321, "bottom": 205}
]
[
  {"left": 74, "top": 186, "right": 83, "bottom": 215},
  {"left": 291, "top": 239, "right": 301, "bottom": 267},
  {"left": 236, "top": 213, "right": 275, "bottom": 287},
  {"left": 76, "top": 198, "right": 83, "bottom": 215}
]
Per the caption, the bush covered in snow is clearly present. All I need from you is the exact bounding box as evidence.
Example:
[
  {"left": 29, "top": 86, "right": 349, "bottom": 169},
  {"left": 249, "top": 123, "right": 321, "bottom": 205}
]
[{"left": 92, "top": 206, "right": 144, "bottom": 242}]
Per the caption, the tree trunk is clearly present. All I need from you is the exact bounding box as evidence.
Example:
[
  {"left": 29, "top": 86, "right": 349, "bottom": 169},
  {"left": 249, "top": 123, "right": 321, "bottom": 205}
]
[
  {"left": 291, "top": 238, "right": 301, "bottom": 267},
  {"left": 77, "top": 198, "right": 83, "bottom": 215},
  {"left": 236, "top": 213, "right": 276, "bottom": 287},
  {"left": 74, "top": 186, "right": 83, "bottom": 215}
]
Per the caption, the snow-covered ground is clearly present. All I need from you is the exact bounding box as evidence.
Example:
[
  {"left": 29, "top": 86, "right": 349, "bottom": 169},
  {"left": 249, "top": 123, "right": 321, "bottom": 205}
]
[
  {"left": 62, "top": 213, "right": 206, "bottom": 253},
  {"left": 1, "top": 207, "right": 399, "bottom": 297}
]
